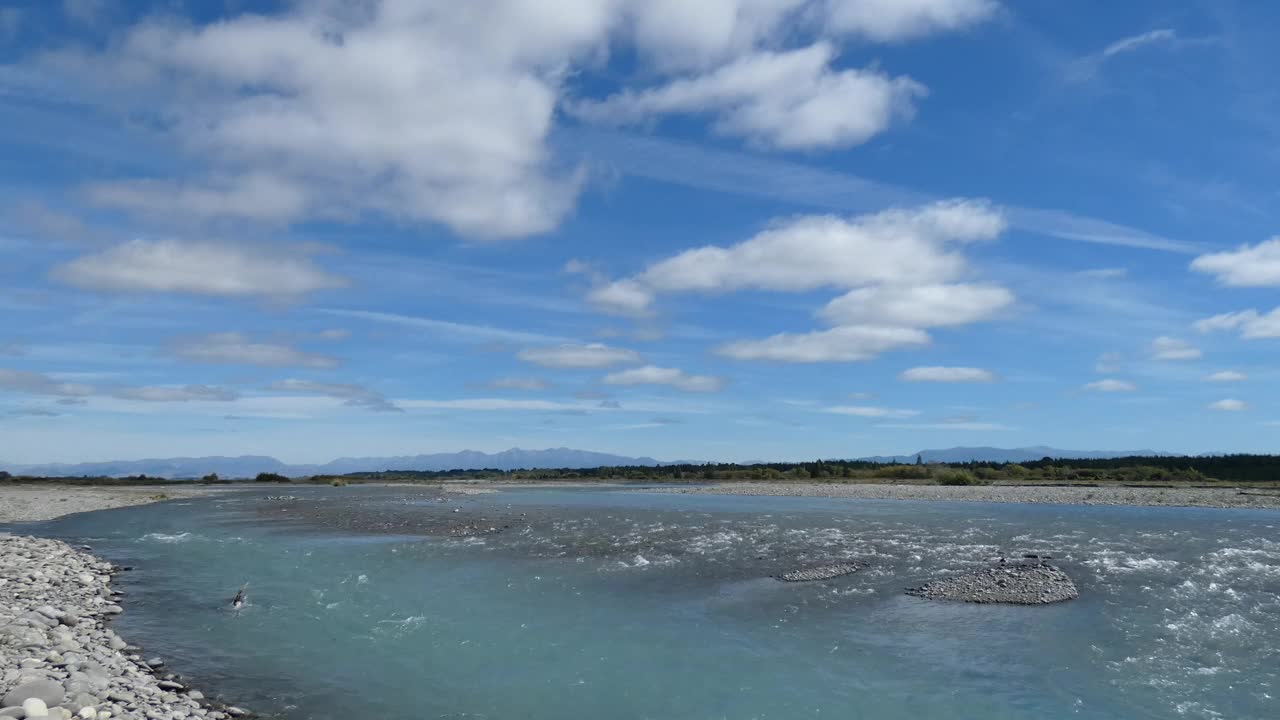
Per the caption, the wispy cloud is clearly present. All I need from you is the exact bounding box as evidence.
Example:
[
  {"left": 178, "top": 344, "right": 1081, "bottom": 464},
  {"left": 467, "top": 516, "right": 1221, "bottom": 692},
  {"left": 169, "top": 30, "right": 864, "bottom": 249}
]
[
  {"left": 1102, "top": 28, "right": 1178, "bottom": 58},
  {"left": 567, "top": 129, "right": 1198, "bottom": 254},
  {"left": 0, "top": 368, "right": 94, "bottom": 397},
  {"left": 171, "top": 333, "right": 338, "bottom": 368},
  {"left": 1208, "top": 398, "right": 1248, "bottom": 412},
  {"left": 823, "top": 405, "right": 919, "bottom": 418},
  {"left": 318, "top": 308, "right": 570, "bottom": 346},
  {"left": 1084, "top": 379, "right": 1137, "bottom": 393},
  {"left": 266, "top": 379, "right": 401, "bottom": 413}
]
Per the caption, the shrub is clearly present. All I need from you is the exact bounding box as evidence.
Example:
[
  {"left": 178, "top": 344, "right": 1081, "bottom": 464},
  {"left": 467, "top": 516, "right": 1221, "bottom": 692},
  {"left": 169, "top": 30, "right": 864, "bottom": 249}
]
[
  {"left": 1005, "top": 464, "right": 1030, "bottom": 477},
  {"left": 255, "top": 472, "right": 290, "bottom": 483},
  {"left": 329, "top": 478, "right": 349, "bottom": 487},
  {"left": 935, "top": 469, "right": 981, "bottom": 486},
  {"left": 876, "top": 465, "right": 932, "bottom": 480}
]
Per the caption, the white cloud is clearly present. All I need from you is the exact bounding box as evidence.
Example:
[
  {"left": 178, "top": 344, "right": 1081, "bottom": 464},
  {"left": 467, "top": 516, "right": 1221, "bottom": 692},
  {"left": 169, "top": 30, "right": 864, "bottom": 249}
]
[
  {"left": 1208, "top": 398, "right": 1248, "bottom": 412},
  {"left": 1206, "top": 370, "right": 1247, "bottom": 383},
  {"left": 717, "top": 325, "right": 929, "bottom": 362},
  {"left": 822, "top": 0, "right": 998, "bottom": 42},
  {"left": 1102, "top": 28, "right": 1177, "bottom": 57},
  {"left": 594, "top": 200, "right": 1004, "bottom": 305},
  {"left": 110, "top": 385, "right": 238, "bottom": 402},
  {"left": 266, "top": 379, "right": 401, "bottom": 413},
  {"left": 36, "top": 1, "right": 998, "bottom": 238},
  {"left": 572, "top": 42, "right": 925, "bottom": 150},
  {"left": 86, "top": 174, "right": 309, "bottom": 224},
  {"left": 1150, "top": 336, "right": 1201, "bottom": 361},
  {"left": 1084, "top": 378, "right": 1136, "bottom": 393},
  {"left": 52, "top": 239, "right": 347, "bottom": 298},
  {"left": 899, "top": 366, "right": 996, "bottom": 383},
  {"left": 0, "top": 369, "right": 94, "bottom": 398},
  {"left": 1190, "top": 238, "right": 1280, "bottom": 287},
  {"left": 820, "top": 283, "right": 1011, "bottom": 328},
  {"left": 824, "top": 405, "right": 919, "bottom": 418},
  {"left": 487, "top": 377, "right": 554, "bottom": 391},
  {"left": 517, "top": 343, "right": 643, "bottom": 369},
  {"left": 171, "top": 333, "right": 338, "bottom": 368},
  {"left": 1194, "top": 308, "right": 1280, "bottom": 339},
  {"left": 602, "top": 365, "right": 726, "bottom": 392},
  {"left": 587, "top": 279, "right": 656, "bottom": 316}
]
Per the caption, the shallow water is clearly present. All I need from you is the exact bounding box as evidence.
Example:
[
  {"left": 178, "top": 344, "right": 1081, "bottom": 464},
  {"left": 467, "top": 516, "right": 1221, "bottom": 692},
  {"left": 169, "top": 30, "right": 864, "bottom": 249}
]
[{"left": 17, "top": 486, "right": 1280, "bottom": 719}]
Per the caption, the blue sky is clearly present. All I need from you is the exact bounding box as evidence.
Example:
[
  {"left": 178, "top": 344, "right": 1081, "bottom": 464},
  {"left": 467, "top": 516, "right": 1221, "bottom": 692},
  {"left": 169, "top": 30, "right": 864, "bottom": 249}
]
[{"left": 2, "top": 0, "right": 1279, "bottom": 464}]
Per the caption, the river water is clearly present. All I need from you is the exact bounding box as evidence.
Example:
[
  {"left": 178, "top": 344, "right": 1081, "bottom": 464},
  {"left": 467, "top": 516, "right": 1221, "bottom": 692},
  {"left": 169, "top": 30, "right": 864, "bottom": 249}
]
[{"left": 18, "top": 485, "right": 1280, "bottom": 719}]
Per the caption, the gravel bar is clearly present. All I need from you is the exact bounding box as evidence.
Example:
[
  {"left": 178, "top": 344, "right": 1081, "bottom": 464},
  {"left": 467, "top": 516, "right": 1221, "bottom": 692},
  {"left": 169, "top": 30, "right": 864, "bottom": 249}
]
[
  {"left": 643, "top": 482, "right": 1280, "bottom": 509},
  {"left": 906, "top": 563, "right": 1080, "bottom": 605}
]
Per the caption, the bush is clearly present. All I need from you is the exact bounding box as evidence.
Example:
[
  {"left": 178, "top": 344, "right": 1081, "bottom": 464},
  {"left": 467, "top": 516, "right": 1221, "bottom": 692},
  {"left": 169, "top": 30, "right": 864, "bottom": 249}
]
[
  {"left": 329, "top": 478, "right": 349, "bottom": 487},
  {"left": 935, "top": 469, "right": 981, "bottom": 486},
  {"left": 255, "top": 472, "right": 290, "bottom": 483},
  {"left": 1005, "top": 464, "right": 1030, "bottom": 477},
  {"left": 199, "top": 473, "right": 219, "bottom": 484},
  {"left": 876, "top": 465, "right": 932, "bottom": 480}
]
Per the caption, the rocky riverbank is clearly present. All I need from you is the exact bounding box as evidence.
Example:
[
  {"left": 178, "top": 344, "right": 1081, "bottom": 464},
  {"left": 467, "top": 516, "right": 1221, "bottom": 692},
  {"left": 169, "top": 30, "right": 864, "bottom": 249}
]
[
  {"left": 643, "top": 482, "right": 1280, "bottom": 509},
  {"left": 0, "top": 534, "right": 245, "bottom": 720}
]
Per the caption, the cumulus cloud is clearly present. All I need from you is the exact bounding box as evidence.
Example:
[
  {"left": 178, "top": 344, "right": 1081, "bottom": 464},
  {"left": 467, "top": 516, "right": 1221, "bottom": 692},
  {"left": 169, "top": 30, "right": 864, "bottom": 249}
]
[
  {"left": 823, "top": 0, "right": 998, "bottom": 42},
  {"left": 1150, "top": 336, "right": 1201, "bottom": 361},
  {"left": 266, "top": 379, "right": 401, "bottom": 413},
  {"left": 0, "top": 369, "right": 94, "bottom": 398},
  {"left": 602, "top": 365, "right": 726, "bottom": 392},
  {"left": 820, "top": 283, "right": 1012, "bottom": 328},
  {"left": 591, "top": 200, "right": 1005, "bottom": 317},
  {"left": 52, "top": 239, "right": 347, "bottom": 298},
  {"left": 487, "top": 377, "right": 554, "bottom": 391},
  {"left": 171, "top": 333, "right": 338, "bottom": 368},
  {"left": 1084, "top": 378, "right": 1136, "bottom": 393},
  {"left": 1208, "top": 398, "right": 1248, "bottom": 412},
  {"left": 30, "top": 0, "right": 997, "bottom": 239},
  {"left": 823, "top": 405, "right": 919, "bottom": 418},
  {"left": 517, "top": 343, "right": 643, "bottom": 369},
  {"left": 899, "top": 366, "right": 996, "bottom": 383},
  {"left": 1190, "top": 238, "right": 1280, "bottom": 287},
  {"left": 718, "top": 325, "right": 929, "bottom": 362},
  {"left": 1194, "top": 308, "right": 1280, "bottom": 339},
  {"left": 572, "top": 43, "right": 925, "bottom": 150},
  {"left": 1206, "top": 370, "right": 1246, "bottom": 383},
  {"left": 110, "top": 385, "right": 239, "bottom": 402}
]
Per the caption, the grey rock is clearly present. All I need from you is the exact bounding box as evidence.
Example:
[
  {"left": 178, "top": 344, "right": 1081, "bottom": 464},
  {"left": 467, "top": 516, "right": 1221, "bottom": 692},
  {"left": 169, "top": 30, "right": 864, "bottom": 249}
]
[
  {"left": 4, "top": 679, "right": 67, "bottom": 708},
  {"left": 779, "top": 563, "right": 860, "bottom": 582}
]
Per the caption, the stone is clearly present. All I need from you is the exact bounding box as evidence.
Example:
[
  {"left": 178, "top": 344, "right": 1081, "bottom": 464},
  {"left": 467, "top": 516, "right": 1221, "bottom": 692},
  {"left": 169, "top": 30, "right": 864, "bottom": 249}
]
[
  {"left": 4, "top": 680, "right": 67, "bottom": 709},
  {"left": 79, "top": 709, "right": 96, "bottom": 720},
  {"left": 779, "top": 563, "right": 860, "bottom": 582},
  {"left": 224, "top": 708, "right": 248, "bottom": 717},
  {"left": 184, "top": 693, "right": 203, "bottom": 702},
  {"left": 0, "top": 708, "right": 24, "bottom": 719},
  {"left": 23, "top": 698, "right": 50, "bottom": 718}
]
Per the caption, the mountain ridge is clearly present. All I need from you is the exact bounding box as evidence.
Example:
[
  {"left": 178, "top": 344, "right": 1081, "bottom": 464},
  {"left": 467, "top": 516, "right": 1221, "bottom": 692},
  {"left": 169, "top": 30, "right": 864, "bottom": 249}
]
[{"left": 1, "top": 445, "right": 1195, "bottom": 479}]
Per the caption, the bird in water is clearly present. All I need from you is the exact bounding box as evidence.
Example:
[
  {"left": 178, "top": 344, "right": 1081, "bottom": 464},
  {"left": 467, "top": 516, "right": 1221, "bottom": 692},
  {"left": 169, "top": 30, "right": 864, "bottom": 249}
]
[{"left": 230, "top": 583, "right": 248, "bottom": 614}]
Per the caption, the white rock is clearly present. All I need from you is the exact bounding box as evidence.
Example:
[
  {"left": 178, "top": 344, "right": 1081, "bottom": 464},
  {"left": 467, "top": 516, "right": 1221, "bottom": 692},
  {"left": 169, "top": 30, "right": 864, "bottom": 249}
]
[
  {"left": 23, "top": 697, "right": 50, "bottom": 717},
  {"left": 79, "top": 708, "right": 97, "bottom": 719}
]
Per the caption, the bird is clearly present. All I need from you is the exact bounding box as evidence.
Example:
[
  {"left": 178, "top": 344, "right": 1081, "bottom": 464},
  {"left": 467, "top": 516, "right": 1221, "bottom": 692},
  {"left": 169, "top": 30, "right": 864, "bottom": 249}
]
[{"left": 230, "top": 583, "right": 249, "bottom": 614}]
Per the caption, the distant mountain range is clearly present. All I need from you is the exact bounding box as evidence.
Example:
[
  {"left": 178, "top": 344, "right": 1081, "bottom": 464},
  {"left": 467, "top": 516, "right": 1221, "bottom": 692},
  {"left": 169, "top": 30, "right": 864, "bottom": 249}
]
[
  {"left": 3, "top": 445, "right": 1189, "bottom": 479},
  {"left": 1, "top": 448, "right": 666, "bottom": 479},
  {"left": 857, "top": 446, "right": 1179, "bottom": 464}
]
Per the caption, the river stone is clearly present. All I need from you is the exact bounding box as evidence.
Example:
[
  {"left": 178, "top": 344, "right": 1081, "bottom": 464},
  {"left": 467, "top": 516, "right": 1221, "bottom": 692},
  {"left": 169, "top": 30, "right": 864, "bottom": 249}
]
[
  {"left": 779, "top": 563, "right": 860, "bottom": 582},
  {"left": 906, "top": 563, "right": 1079, "bottom": 605},
  {"left": 0, "top": 708, "right": 24, "bottom": 719},
  {"left": 23, "top": 698, "right": 50, "bottom": 718},
  {"left": 5, "top": 679, "right": 67, "bottom": 708}
]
